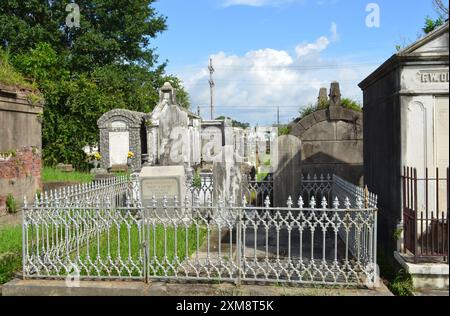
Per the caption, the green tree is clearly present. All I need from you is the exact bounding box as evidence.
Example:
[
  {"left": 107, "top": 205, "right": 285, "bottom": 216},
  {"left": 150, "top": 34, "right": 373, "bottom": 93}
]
[
  {"left": 0, "top": 1, "right": 190, "bottom": 170},
  {"left": 423, "top": 16, "right": 444, "bottom": 34}
]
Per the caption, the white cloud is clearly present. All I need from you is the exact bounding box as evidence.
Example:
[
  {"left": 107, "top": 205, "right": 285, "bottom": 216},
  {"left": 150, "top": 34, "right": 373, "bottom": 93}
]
[
  {"left": 295, "top": 36, "right": 330, "bottom": 57},
  {"left": 175, "top": 22, "right": 375, "bottom": 125}
]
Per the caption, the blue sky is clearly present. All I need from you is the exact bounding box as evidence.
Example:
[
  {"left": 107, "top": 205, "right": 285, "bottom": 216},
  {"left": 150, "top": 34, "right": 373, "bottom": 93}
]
[{"left": 152, "top": 0, "right": 439, "bottom": 125}]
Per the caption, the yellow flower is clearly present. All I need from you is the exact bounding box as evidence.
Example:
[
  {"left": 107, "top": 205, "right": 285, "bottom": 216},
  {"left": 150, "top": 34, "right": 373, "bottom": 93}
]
[
  {"left": 94, "top": 153, "right": 102, "bottom": 160},
  {"left": 127, "top": 151, "right": 135, "bottom": 159}
]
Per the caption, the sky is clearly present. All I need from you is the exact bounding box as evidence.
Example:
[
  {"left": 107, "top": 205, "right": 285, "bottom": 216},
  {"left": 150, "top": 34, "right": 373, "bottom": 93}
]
[{"left": 152, "top": 0, "right": 440, "bottom": 125}]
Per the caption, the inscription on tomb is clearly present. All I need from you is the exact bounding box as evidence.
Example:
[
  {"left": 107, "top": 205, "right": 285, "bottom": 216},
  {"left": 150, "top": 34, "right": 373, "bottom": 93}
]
[{"left": 417, "top": 71, "right": 449, "bottom": 83}]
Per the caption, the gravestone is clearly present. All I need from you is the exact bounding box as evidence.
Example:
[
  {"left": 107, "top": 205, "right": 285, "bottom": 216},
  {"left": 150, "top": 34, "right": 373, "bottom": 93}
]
[
  {"left": 139, "top": 166, "right": 186, "bottom": 217},
  {"left": 273, "top": 135, "right": 302, "bottom": 207},
  {"left": 212, "top": 146, "right": 243, "bottom": 206}
]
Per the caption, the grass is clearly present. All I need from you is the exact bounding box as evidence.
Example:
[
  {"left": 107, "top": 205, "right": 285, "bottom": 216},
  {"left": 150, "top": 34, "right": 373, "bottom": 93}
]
[
  {"left": 0, "top": 49, "right": 43, "bottom": 105},
  {"left": 0, "top": 225, "right": 22, "bottom": 284},
  {"left": 42, "top": 167, "right": 132, "bottom": 184},
  {"left": 0, "top": 221, "right": 207, "bottom": 283},
  {"left": 73, "top": 224, "right": 207, "bottom": 277},
  {"left": 42, "top": 166, "right": 95, "bottom": 183},
  {"left": 377, "top": 248, "right": 414, "bottom": 296}
]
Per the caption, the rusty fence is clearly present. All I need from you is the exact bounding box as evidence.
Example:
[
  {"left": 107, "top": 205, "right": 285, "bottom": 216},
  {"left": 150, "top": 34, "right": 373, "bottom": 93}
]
[{"left": 402, "top": 167, "right": 449, "bottom": 263}]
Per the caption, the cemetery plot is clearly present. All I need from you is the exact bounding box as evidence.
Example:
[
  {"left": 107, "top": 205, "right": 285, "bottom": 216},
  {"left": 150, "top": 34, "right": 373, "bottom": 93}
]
[{"left": 22, "top": 174, "right": 378, "bottom": 287}]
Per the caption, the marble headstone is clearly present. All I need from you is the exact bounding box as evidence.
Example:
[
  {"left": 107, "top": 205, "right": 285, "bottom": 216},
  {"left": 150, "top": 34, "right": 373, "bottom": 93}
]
[{"left": 139, "top": 166, "right": 186, "bottom": 217}]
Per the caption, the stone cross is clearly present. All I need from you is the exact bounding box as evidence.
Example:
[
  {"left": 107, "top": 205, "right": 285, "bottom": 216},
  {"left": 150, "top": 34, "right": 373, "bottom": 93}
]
[{"left": 329, "top": 81, "right": 342, "bottom": 107}]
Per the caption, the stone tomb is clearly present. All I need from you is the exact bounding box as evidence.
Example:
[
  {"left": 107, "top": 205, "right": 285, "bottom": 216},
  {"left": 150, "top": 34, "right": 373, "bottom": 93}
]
[
  {"left": 98, "top": 109, "right": 146, "bottom": 171},
  {"left": 139, "top": 166, "right": 186, "bottom": 217}
]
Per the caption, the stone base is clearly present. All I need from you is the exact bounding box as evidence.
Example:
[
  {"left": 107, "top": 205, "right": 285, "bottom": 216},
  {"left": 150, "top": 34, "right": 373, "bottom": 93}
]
[
  {"left": 90, "top": 168, "right": 108, "bottom": 175},
  {"left": 109, "top": 165, "right": 129, "bottom": 173},
  {"left": 394, "top": 251, "right": 449, "bottom": 290},
  {"left": 1, "top": 279, "right": 393, "bottom": 296}
]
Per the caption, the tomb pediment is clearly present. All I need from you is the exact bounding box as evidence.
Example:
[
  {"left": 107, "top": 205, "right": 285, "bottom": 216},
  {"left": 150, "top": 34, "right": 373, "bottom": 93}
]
[{"left": 399, "top": 22, "right": 449, "bottom": 56}]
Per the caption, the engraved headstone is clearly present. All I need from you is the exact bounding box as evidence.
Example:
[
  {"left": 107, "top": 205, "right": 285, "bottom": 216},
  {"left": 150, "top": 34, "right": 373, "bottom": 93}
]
[{"left": 139, "top": 166, "right": 186, "bottom": 217}]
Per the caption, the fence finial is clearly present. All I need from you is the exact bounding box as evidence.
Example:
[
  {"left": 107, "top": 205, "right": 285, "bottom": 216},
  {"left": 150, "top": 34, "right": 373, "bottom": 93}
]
[
  {"left": 321, "top": 196, "right": 328, "bottom": 209},
  {"left": 23, "top": 196, "right": 28, "bottom": 208},
  {"left": 298, "top": 196, "right": 304, "bottom": 209},
  {"left": 287, "top": 196, "right": 293, "bottom": 208},
  {"left": 242, "top": 195, "right": 248, "bottom": 207},
  {"left": 344, "top": 197, "right": 351, "bottom": 209},
  {"left": 333, "top": 197, "right": 340, "bottom": 209},
  {"left": 310, "top": 196, "right": 316, "bottom": 209},
  {"left": 264, "top": 196, "right": 271, "bottom": 208}
]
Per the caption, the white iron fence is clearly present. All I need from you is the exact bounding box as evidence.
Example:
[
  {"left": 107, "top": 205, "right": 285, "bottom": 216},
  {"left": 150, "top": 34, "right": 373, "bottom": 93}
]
[{"left": 22, "top": 174, "right": 378, "bottom": 287}]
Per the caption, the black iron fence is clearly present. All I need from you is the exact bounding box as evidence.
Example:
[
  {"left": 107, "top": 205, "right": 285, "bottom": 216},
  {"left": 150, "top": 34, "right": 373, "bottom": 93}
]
[{"left": 402, "top": 167, "right": 449, "bottom": 263}]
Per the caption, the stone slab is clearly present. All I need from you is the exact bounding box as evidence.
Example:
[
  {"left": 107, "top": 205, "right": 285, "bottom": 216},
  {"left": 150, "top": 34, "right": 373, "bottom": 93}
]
[
  {"left": 140, "top": 166, "right": 186, "bottom": 210},
  {"left": 274, "top": 135, "right": 302, "bottom": 207},
  {"left": 299, "top": 113, "right": 316, "bottom": 130},
  {"left": 1, "top": 279, "right": 393, "bottom": 296},
  {"left": 394, "top": 252, "right": 449, "bottom": 290}
]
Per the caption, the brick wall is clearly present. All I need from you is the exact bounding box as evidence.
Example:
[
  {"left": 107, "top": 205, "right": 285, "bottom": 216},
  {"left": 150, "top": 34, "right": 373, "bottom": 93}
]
[{"left": 0, "top": 147, "right": 42, "bottom": 216}]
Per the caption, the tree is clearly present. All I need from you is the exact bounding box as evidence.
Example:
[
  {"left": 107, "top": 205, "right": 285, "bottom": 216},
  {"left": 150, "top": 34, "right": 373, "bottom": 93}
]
[
  {"left": 0, "top": 1, "right": 190, "bottom": 170},
  {"left": 423, "top": 16, "right": 444, "bottom": 34}
]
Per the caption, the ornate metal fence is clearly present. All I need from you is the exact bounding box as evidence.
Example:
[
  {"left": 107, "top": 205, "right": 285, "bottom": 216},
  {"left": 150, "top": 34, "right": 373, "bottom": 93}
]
[
  {"left": 22, "top": 174, "right": 378, "bottom": 287},
  {"left": 245, "top": 174, "right": 273, "bottom": 206}
]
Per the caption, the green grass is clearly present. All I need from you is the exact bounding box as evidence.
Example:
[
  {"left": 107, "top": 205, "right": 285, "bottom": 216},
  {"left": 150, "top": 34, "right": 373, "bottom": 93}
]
[
  {"left": 1, "top": 221, "right": 208, "bottom": 283},
  {"left": 74, "top": 223, "right": 207, "bottom": 277},
  {"left": 0, "top": 225, "right": 22, "bottom": 284},
  {"left": 378, "top": 248, "right": 414, "bottom": 296},
  {"left": 42, "top": 166, "right": 95, "bottom": 183}
]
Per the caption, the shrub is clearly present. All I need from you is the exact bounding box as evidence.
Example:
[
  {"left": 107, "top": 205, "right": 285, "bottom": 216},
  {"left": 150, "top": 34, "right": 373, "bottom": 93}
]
[
  {"left": 192, "top": 172, "right": 202, "bottom": 188},
  {"left": 278, "top": 126, "right": 291, "bottom": 136},
  {"left": 341, "top": 98, "right": 362, "bottom": 112},
  {"left": 6, "top": 194, "right": 18, "bottom": 214}
]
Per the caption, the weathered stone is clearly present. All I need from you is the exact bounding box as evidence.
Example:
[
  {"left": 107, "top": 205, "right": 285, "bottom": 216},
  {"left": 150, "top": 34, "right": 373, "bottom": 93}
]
[
  {"left": 318, "top": 87, "right": 328, "bottom": 105},
  {"left": 302, "top": 141, "right": 363, "bottom": 165},
  {"left": 329, "top": 81, "right": 342, "bottom": 107},
  {"left": 312, "top": 109, "right": 328, "bottom": 123},
  {"left": 109, "top": 165, "right": 128, "bottom": 173},
  {"left": 0, "top": 147, "right": 42, "bottom": 215},
  {"left": 97, "top": 109, "right": 145, "bottom": 171},
  {"left": 273, "top": 135, "right": 302, "bottom": 207},
  {"left": 328, "top": 106, "right": 343, "bottom": 120},
  {"left": 342, "top": 108, "right": 358, "bottom": 121},
  {"left": 213, "top": 146, "right": 243, "bottom": 206},
  {"left": 301, "top": 121, "right": 337, "bottom": 141},
  {"left": 336, "top": 120, "right": 363, "bottom": 140},
  {"left": 299, "top": 113, "right": 316, "bottom": 130},
  {"left": 56, "top": 163, "right": 74, "bottom": 172},
  {"left": 139, "top": 166, "right": 186, "bottom": 214}
]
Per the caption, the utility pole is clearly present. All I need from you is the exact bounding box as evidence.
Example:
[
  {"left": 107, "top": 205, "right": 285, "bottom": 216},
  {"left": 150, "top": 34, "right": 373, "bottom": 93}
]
[
  {"left": 277, "top": 106, "right": 280, "bottom": 127},
  {"left": 208, "top": 58, "right": 215, "bottom": 120}
]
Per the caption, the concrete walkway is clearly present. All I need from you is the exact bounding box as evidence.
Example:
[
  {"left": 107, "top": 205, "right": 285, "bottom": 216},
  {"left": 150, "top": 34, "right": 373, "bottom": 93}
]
[{"left": 2, "top": 279, "right": 393, "bottom": 296}]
